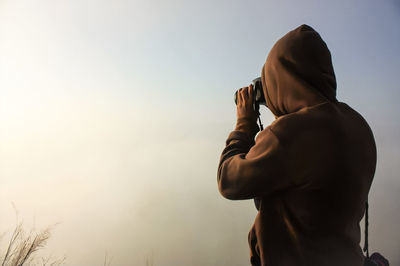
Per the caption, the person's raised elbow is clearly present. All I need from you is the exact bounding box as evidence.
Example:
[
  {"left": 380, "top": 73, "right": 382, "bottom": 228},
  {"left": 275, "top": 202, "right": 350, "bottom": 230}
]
[
  {"left": 217, "top": 165, "right": 235, "bottom": 200},
  {"left": 217, "top": 160, "right": 250, "bottom": 200},
  {"left": 218, "top": 179, "right": 239, "bottom": 200},
  {"left": 217, "top": 171, "right": 246, "bottom": 200}
]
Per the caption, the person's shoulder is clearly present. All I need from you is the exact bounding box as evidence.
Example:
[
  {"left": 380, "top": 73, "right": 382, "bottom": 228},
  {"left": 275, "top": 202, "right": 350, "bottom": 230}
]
[
  {"left": 335, "top": 101, "right": 376, "bottom": 143},
  {"left": 270, "top": 101, "right": 374, "bottom": 142},
  {"left": 336, "top": 101, "right": 373, "bottom": 126}
]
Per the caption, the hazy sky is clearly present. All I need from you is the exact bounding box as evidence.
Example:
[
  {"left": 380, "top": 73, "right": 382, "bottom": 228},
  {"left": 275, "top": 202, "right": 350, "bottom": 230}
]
[{"left": 0, "top": 0, "right": 399, "bottom": 265}]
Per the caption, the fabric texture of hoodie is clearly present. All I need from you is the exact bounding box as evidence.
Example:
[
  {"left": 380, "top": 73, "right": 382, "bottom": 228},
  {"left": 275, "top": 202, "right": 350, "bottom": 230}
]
[{"left": 217, "top": 25, "right": 376, "bottom": 266}]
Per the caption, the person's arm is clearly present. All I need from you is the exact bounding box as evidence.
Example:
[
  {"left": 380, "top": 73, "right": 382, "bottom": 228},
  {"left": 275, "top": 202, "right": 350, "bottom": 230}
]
[
  {"left": 217, "top": 85, "right": 289, "bottom": 200},
  {"left": 217, "top": 126, "right": 288, "bottom": 200}
]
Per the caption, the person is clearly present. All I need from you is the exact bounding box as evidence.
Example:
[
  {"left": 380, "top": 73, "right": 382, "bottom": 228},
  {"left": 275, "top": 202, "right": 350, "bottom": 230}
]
[{"left": 217, "top": 24, "right": 376, "bottom": 266}]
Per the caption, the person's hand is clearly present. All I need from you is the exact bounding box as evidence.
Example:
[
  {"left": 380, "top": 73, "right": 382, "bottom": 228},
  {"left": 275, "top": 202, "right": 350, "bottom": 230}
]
[
  {"left": 235, "top": 84, "right": 260, "bottom": 136},
  {"left": 236, "top": 84, "right": 259, "bottom": 121}
]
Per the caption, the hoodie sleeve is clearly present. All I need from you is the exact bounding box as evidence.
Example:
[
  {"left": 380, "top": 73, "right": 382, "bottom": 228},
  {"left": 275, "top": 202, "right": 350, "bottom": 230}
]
[{"left": 217, "top": 126, "right": 289, "bottom": 200}]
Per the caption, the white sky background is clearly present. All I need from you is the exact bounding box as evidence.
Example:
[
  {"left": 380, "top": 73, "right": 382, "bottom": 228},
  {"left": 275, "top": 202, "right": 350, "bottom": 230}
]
[{"left": 0, "top": 0, "right": 399, "bottom": 265}]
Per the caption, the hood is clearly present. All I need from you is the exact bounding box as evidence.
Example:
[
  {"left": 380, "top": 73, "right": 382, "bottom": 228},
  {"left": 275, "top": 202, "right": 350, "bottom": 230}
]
[{"left": 261, "top": 24, "right": 337, "bottom": 117}]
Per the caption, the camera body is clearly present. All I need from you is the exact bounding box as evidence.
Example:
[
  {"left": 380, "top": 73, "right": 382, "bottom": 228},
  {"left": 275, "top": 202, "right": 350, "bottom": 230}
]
[{"left": 234, "top": 77, "right": 266, "bottom": 109}]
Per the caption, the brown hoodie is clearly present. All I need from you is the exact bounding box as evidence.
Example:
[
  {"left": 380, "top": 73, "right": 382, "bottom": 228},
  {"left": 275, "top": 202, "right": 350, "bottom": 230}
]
[{"left": 217, "top": 25, "right": 376, "bottom": 266}]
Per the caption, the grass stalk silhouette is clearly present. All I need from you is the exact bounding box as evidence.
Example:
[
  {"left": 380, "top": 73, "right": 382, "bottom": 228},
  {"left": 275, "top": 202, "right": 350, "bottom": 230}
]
[{"left": 1, "top": 217, "right": 64, "bottom": 266}]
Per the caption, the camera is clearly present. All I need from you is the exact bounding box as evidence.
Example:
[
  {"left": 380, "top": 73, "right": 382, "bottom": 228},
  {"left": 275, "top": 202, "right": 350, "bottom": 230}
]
[{"left": 234, "top": 77, "right": 266, "bottom": 109}]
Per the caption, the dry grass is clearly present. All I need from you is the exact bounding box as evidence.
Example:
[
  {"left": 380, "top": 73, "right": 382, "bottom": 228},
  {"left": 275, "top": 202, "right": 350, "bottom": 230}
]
[
  {"left": 103, "top": 252, "right": 113, "bottom": 266},
  {"left": 0, "top": 220, "right": 65, "bottom": 266}
]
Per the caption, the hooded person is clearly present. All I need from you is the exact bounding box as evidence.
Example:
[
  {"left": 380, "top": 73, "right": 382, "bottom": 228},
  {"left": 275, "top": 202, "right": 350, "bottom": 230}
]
[{"left": 217, "top": 24, "right": 376, "bottom": 266}]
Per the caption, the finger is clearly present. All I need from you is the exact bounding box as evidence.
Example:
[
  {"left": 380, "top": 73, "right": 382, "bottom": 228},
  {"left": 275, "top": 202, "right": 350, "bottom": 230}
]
[
  {"left": 248, "top": 84, "right": 254, "bottom": 104},
  {"left": 241, "top": 86, "right": 249, "bottom": 100},
  {"left": 243, "top": 86, "right": 252, "bottom": 108},
  {"left": 236, "top": 88, "right": 242, "bottom": 105},
  {"left": 239, "top": 88, "right": 245, "bottom": 105},
  {"left": 237, "top": 88, "right": 243, "bottom": 104}
]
